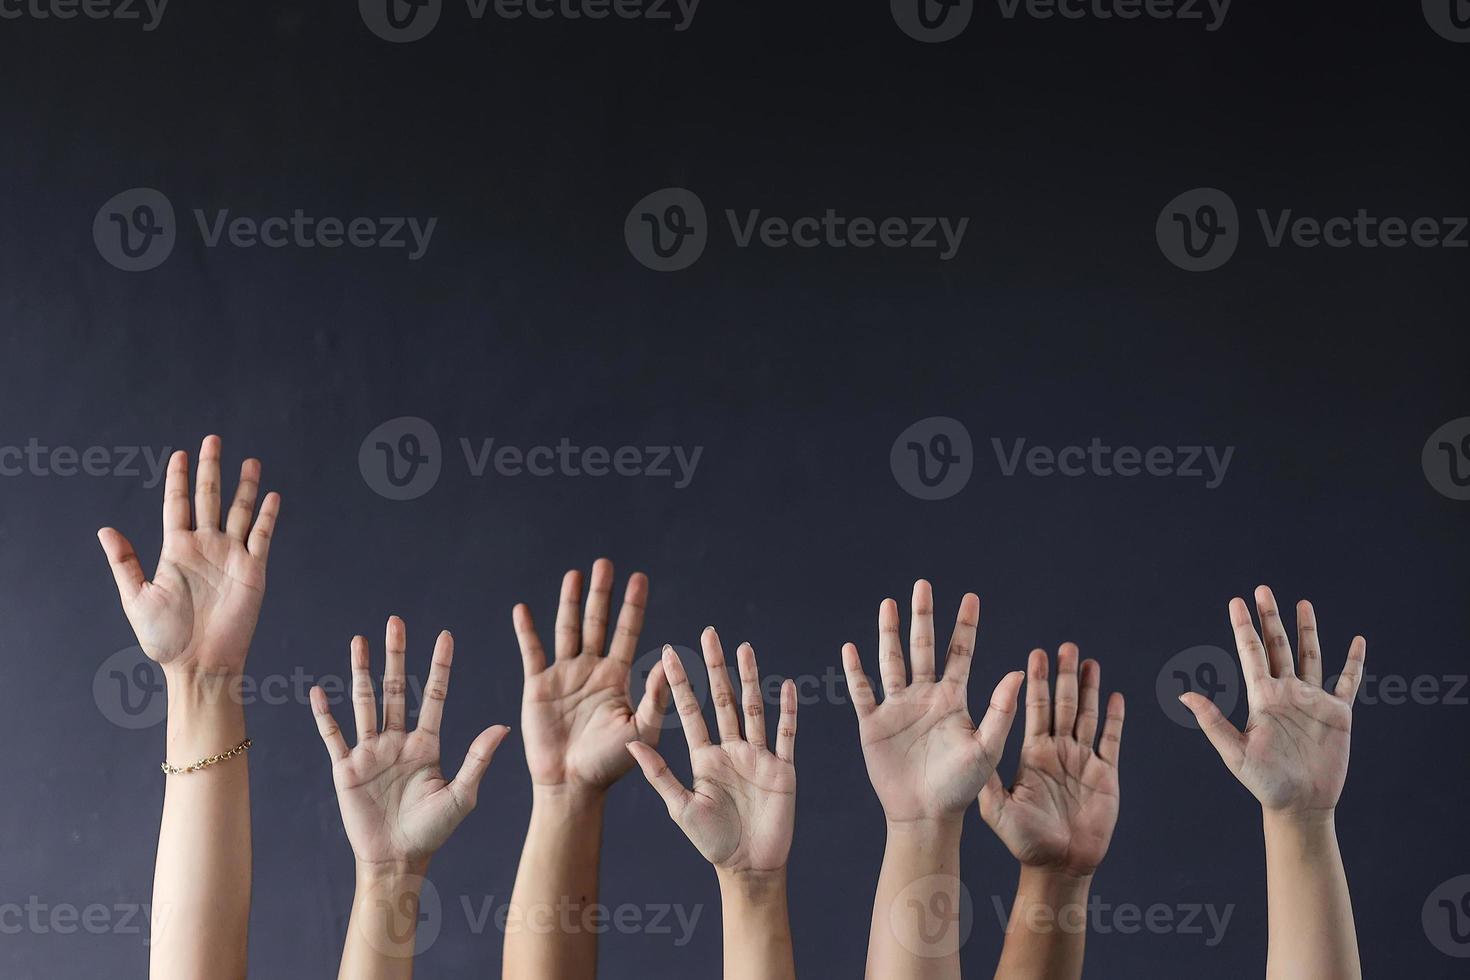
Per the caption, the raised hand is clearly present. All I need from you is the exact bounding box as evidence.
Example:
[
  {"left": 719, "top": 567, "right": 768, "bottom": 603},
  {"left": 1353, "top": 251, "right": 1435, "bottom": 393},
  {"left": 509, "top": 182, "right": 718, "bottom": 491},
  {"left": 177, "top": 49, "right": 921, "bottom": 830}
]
[
  {"left": 310, "top": 618, "right": 509, "bottom": 868},
  {"left": 514, "top": 559, "right": 668, "bottom": 792},
  {"left": 1179, "top": 587, "right": 1366, "bottom": 817},
  {"left": 842, "top": 580, "right": 1024, "bottom": 823},
  {"left": 98, "top": 434, "right": 280, "bottom": 674},
  {"left": 981, "top": 646, "right": 1125, "bottom": 877},
  {"left": 628, "top": 633, "right": 797, "bottom": 874}
]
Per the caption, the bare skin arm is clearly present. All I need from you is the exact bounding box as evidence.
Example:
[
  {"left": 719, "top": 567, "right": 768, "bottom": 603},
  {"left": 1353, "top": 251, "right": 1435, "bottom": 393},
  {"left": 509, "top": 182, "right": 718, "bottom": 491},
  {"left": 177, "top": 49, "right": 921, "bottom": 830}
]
[
  {"left": 1180, "top": 587, "right": 1365, "bottom": 980},
  {"left": 628, "top": 634, "right": 798, "bottom": 980},
  {"left": 503, "top": 559, "right": 669, "bottom": 979},
  {"left": 309, "top": 619, "right": 509, "bottom": 980},
  {"left": 983, "top": 646, "right": 1125, "bottom": 980},
  {"left": 843, "top": 580, "right": 1024, "bottom": 980},
  {"left": 97, "top": 435, "right": 280, "bottom": 980}
]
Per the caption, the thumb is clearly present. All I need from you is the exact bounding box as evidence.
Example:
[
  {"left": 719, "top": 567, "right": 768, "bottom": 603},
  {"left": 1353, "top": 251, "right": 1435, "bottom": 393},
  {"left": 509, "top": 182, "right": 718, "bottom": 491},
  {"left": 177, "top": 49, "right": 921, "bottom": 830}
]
[
  {"left": 626, "top": 740, "right": 692, "bottom": 819},
  {"left": 634, "top": 662, "right": 670, "bottom": 745},
  {"left": 97, "top": 527, "right": 146, "bottom": 605},
  {"left": 978, "top": 769, "right": 1009, "bottom": 825},
  {"left": 448, "top": 725, "right": 511, "bottom": 811},
  {"left": 1178, "top": 693, "right": 1246, "bottom": 772}
]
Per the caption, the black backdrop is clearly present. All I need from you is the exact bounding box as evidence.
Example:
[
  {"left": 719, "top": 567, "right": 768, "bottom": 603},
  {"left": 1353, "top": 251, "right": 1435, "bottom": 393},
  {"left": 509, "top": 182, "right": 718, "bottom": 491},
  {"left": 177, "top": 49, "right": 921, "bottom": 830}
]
[{"left": 1, "top": 1, "right": 1468, "bottom": 977}]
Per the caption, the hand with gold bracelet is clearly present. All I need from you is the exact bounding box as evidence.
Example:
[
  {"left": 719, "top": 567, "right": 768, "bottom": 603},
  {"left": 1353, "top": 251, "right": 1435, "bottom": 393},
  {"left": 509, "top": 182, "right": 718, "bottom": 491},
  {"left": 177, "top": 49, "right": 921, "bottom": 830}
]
[{"left": 97, "top": 435, "right": 280, "bottom": 980}]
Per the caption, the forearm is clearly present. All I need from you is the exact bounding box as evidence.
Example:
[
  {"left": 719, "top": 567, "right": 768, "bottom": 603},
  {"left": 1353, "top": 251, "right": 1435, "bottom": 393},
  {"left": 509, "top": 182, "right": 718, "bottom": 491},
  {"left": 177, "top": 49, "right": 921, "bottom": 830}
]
[
  {"left": 340, "top": 862, "right": 429, "bottom": 980},
  {"left": 718, "top": 869, "right": 795, "bottom": 980},
  {"left": 151, "top": 670, "right": 251, "bottom": 980},
  {"left": 502, "top": 784, "right": 606, "bottom": 978},
  {"left": 1263, "top": 810, "right": 1360, "bottom": 980},
  {"left": 867, "top": 817, "right": 965, "bottom": 980},
  {"left": 994, "top": 866, "right": 1092, "bottom": 980}
]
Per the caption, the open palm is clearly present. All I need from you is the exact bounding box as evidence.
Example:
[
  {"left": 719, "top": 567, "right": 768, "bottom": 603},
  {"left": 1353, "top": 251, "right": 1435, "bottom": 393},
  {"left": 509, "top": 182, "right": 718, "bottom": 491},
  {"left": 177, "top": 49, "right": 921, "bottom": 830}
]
[
  {"left": 981, "top": 646, "right": 1125, "bottom": 876},
  {"left": 628, "top": 635, "right": 797, "bottom": 874},
  {"left": 515, "top": 560, "right": 668, "bottom": 792},
  {"left": 98, "top": 436, "right": 280, "bottom": 672},
  {"left": 311, "top": 619, "right": 508, "bottom": 866},
  {"left": 1181, "top": 587, "right": 1365, "bottom": 817},
  {"left": 843, "top": 581, "right": 1024, "bottom": 823}
]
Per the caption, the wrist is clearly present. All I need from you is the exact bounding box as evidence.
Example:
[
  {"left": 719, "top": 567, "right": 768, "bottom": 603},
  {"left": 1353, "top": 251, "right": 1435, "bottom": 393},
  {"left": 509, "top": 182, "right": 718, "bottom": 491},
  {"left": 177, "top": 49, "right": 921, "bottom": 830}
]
[
  {"left": 355, "top": 857, "right": 431, "bottom": 886},
  {"left": 885, "top": 814, "right": 965, "bottom": 845},
  {"left": 1262, "top": 807, "right": 1338, "bottom": 855},
  {"left": 530, "top": 780, "right": 607, "bottom": 817},
  {"left": 163, "top": 671, "right": 246, "bottom": 760},
  {"left": 716, "top": 866, "right": 788, "bottom": 902},
  {"left": 1017, "top": 863, "right": 1095, "bottom": 898}
]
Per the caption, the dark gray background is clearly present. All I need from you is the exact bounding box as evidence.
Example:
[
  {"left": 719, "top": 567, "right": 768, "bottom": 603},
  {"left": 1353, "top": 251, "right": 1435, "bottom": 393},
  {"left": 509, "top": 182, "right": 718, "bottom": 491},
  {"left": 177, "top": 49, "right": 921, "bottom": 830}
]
[{"left": 2, "top": 1, "right": 1467, "bottom": 977}]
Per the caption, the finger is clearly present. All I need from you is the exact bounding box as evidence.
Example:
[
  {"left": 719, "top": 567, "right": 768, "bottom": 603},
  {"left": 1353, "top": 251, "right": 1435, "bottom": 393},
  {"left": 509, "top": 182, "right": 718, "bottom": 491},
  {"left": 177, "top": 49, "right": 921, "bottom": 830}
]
[
  {"left": 1023, "top": 649, "right": 1051, "bottom": 739},
  {"left": 663, "top": 645, "right": 710, "bottom": 749},
  {"left": 1296, "top": 600, "right": 1323, "bottom": 686},
  {"left": 1097, "top": 692, "right": 1126, "bottom": 766},
  {"left": 416, "top": 630, "right": 454, "bottom": 737},
  {"left": 634, "top": 661, "right": 670, "bottom": 743},
  {"left": 553, "top": 569, "right": 583, "bottom": 661},
  {"left": 774, "top": 679, "right": 798, "bottom": 763},
  {"left": 162, "top": 450, "right": 191, "bottom": 533},
  {"left": 194, "top": 435, "right": 223, "bottom": 531},
  {"left": 909, "top": 579, "right": 937, "bottom": 683},
  {"left": 876, "top": 598, "right": 907, "bottom": 695},
  {"left": 512, "top": 603, "right": 548, "bottom": 677},
  {"left": 1333, "top": 635, "right": 1367, "bottom": 703},
  {"left": 310, "top": 686, "right": 350, "bottom": 763},
  {"left": 224, "top": 457, "right": 261, "bottom": 542},
  {"left": 974, "top": 670, "right": 1025, "bottom": 761},
  {"left": 608, "top": 572, "right": 649, "bottom": 666},
  {"left": 1178, "top": 692, "right": 1243, "bottom": 771},
  {"left": 736, "top": 642, "right": 766, "bottom": 749},
  {"left": 350, "top": 635, "right": 378, "bottom": 742},
  {"left": 702, "top": 628, "right": 742, "bottom": 743},
  {"left": 1254, "top": 585, "right": 1294, "bottom": 679},
  {"left": 582, "top": 558, "right": 614, "bottom": 656},
  {"left": 382, "top": 616, "right": 408, "bottom": 732},
  {"left": 97, "top": 527, "right": 146, "bottom": 604},
  {"left": 842, "top": 643, "right": 878, "bottom": 718},
  {"left": 978, "top": 770, "right": 1009, "bottom": 824},
  {"left": 941, "top": 592, "right": 981, "bottom": 691},
  {"left": 448, "top": 725, "right": 511, "bottom": 811},
  {"left": 1228, "top": 597, "right": 1270, "bottom": 696},
  {"left": 1054, "top": 643, "right": 1080, "bottom": 737},
  {"left": 1075, "top": 658, "right": 1101, "bottom": 747},
  {"left": 246, "top": 492, "right": 280, "bottom": 560},
  {"left": 626, "top": 741, "right": 693, "bottom": 818}
]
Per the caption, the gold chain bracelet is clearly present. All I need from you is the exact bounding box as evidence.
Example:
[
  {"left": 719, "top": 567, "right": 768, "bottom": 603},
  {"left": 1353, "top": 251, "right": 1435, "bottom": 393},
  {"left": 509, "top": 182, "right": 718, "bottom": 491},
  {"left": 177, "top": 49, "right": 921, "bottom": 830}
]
[{"left": 161, "top": 737, "right": 253, "bottom": 775}]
